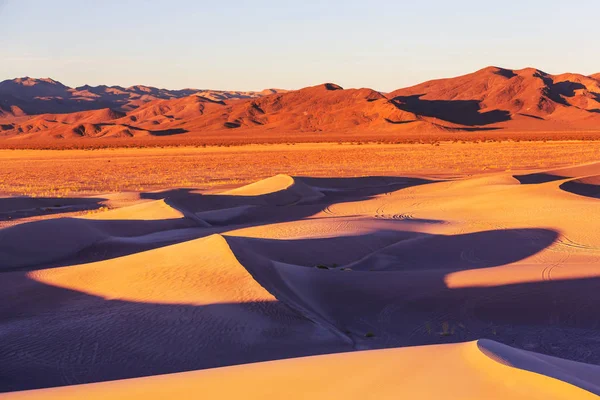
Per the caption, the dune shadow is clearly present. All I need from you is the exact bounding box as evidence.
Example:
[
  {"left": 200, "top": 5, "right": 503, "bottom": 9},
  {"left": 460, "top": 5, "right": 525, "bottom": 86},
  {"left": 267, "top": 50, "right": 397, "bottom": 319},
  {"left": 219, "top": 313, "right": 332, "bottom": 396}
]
[
  {"left": 225, "top": 230, "right": 420, "bottom": 267},
  {"left": 226, "top": 228, "right": 557, "bottom": 272},
  {"left": 4, "top": 224, "right": 600, "bottom": 394},
  {"left": 0, "top": 274, "right": 349, "bottom": 393},
  {"left": 0, "top": 196, "right": 106, "bottom": 222},
  {"left": 2, "top": 177, "right": 441, "bottom": 270},
  {"left": 4, "top": 176, "right": 600, "bottom": 394},
  {"left": 390, "top": 95, "right": 511, "bottom": 126},
  {"left": 361, "top": 276, "right": 600, "bottom": 367},
  {"left": 513, "top": 173, "right": 565, "bottom": 184},
  {"left": 0, "top": 215, "right": 207, "bottom": 272},
  {"left": 349, "top": 228, "right": 558, "bottom": 271},
  {"left": 142, "top": 176, "right": 440, "bottom": 220},
  {"left": 560, "top": 179, "right": 600, "bottom": 199},
  {"left": 296, "top": 176, "right": 435, "bottom": 198}
]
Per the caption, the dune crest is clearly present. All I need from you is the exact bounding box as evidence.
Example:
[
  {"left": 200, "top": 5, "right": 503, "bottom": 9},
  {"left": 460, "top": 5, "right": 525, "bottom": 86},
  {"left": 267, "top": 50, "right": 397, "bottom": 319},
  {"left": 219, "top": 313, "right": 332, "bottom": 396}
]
[
  {"left": 223, "top": 174, "right": 324, "bottom": 204},
  {"left": 29, "top": 234, "right": 276, "bottom": 305},
  {"left": 4, "top": 341, "right": 599, "bottom": 399}
]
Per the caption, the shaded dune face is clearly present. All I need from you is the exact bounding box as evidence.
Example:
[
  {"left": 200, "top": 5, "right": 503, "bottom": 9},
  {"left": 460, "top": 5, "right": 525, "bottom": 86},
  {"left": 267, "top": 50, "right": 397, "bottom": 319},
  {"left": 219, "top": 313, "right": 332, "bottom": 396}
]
[
  {"left": 1, "top": 166, "right": 600, "bottom": 397},
  {"left": 560, "top": 176, "right": 600, "bottom": 199}
]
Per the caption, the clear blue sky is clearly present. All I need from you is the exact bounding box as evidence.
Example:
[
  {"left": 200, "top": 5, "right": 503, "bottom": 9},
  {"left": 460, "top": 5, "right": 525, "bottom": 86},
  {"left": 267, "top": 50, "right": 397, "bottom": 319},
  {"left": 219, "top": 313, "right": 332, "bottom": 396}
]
[{"left": 1, "top": 0, "right": 598, "bottom": 91}]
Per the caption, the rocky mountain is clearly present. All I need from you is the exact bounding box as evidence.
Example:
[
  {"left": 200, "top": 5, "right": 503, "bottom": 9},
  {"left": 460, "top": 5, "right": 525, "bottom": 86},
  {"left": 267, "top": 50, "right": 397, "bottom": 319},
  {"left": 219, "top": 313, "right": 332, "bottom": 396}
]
[
  {"left": 1, "top": 67, "right": 599, "bottom": 140},
  {"left": 0, "top": 77, "right": 285, "bottom": 116}
]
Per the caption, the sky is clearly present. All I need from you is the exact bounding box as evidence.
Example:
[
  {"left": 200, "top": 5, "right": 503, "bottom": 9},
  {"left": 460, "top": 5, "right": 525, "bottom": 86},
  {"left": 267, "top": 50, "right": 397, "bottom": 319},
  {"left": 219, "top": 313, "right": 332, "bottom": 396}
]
[{"left": 1, "top": 0, "right": 599, "bottom": 91}]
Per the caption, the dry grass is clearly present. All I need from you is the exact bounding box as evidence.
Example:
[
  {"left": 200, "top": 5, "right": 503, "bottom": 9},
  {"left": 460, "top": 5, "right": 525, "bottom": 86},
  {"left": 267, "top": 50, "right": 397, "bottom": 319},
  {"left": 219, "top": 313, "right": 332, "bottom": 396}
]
[
  {"left": 1, "top": 141, "right": 599, "bottom": 197},
  {"left": 2, "top": 130, "right": 600, "bottom": 150}
]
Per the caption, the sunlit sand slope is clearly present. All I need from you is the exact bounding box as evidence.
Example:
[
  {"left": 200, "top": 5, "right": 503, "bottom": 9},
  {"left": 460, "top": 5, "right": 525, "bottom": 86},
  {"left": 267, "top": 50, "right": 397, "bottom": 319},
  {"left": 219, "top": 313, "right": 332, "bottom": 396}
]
[{"left": 5, "top": 341, "right": 599, "bottom": 400}]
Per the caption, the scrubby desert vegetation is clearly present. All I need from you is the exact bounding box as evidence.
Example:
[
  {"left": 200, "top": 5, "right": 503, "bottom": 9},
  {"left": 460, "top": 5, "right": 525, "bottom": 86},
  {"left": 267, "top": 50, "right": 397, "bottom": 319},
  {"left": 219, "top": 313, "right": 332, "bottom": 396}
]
[{"left": 1, "top": 141, "right": 599, "bottom": 197}]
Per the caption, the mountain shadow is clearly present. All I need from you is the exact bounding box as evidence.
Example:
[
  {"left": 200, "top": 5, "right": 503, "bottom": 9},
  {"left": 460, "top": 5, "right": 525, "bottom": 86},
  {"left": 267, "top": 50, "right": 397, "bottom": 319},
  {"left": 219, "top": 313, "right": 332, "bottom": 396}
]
[{"left": 391, "top": 95, "right": 511, "bottom": 126}]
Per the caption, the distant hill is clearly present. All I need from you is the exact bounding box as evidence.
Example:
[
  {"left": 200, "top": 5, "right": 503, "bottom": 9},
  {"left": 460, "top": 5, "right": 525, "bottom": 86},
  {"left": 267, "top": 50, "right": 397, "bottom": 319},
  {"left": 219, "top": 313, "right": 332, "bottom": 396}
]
[
  {"left": 0, "top": 77, "right": 285, "bottom": 116},
  {"left": 1, "top": 67, "right": 599, "bottom": 141}
]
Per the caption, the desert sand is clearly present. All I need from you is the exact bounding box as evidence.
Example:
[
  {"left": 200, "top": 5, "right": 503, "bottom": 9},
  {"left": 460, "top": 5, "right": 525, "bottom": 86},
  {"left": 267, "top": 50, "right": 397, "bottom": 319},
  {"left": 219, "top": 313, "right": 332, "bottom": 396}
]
[
  {"left": 5, "top": 341, "right": 599, "bottom": 399},
  {"left": 1, "top": 153, "right": 600, "bottom": 398}
]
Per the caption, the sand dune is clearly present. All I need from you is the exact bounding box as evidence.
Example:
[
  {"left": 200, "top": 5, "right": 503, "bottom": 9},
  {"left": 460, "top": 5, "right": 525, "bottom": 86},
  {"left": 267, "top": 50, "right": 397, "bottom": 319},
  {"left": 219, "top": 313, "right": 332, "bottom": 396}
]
[
  {"left": 222, "top": 174, "right": 325, "bottom": 204},
  {"left": 2, "top": 162, "right": 600, "bottom": 397},
  {"left": 5, "top": 340, "right": 599, "bottom": 400},
  {"left": 30, "top": 234, "right": 275, "bottom": 305},
  {"left": 561, "top": 175, "right": 600, "bottom": 199},
  {"left": 0, "top": 200, "right": 205, "bottom": 269}
]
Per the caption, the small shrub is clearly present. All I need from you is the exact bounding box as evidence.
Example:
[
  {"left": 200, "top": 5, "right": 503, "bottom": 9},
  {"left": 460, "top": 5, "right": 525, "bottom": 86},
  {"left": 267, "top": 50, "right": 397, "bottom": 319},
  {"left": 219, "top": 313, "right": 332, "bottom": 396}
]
[{"left": 440, "top": 321, "right": 453, "bottom": 336}]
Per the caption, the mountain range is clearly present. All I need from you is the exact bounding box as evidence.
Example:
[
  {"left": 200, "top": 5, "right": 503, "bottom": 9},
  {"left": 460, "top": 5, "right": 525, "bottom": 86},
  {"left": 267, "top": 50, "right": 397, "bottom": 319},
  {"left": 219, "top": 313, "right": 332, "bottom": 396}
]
[{"left": 1, "top": 66, "right": 599, "bottom": 140}]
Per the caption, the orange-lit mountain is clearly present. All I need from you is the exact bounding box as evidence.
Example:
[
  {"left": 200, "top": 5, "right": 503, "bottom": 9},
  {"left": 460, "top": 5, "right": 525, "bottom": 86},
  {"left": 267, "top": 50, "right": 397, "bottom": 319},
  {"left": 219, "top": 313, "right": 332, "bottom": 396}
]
[
  {"left": 121, "top": 83, "right": 420, "bottom": 133},
  {"left": 1, "top": 67, "right": 600, "bottom": 140},
  {"left": 0, "top": 77, "right": 285, "bottom": 116},
  {"left": 389, "top": 67, "right": 600, "bottom": 130}
]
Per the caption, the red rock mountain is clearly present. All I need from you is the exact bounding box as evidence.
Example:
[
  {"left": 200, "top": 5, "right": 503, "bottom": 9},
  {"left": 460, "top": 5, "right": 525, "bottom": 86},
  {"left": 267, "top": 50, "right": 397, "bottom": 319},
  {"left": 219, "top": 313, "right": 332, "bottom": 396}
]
[
  {"left": 1, "top": 67, "right": 599, "bottom": 140},
  {"left": 389, "top": 67, "right": 600, "bottom": 130},
  {"left": 0, "top": 77, "right": 285, "bottom": 116}
]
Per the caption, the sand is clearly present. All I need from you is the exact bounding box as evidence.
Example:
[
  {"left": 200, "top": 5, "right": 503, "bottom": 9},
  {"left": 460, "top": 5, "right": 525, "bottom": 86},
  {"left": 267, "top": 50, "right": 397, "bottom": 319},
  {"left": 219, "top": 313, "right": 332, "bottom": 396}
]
[
  {"left": 2, "top": 160, "right": 600, "bottom": 398},
  {"left": 5, "top": 341, "right": 599, "bottom": 400}
]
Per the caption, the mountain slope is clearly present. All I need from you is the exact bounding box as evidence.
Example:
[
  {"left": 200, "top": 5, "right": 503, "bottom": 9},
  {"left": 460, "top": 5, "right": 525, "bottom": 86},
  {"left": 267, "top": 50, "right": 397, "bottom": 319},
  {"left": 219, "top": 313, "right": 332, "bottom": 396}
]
[
  {"left": 176, "top": 83, "right": 421, "bottom": 132},
  {"left": 0, "top": 77, "right": 285, "bottom": 116},
  {"left": 389, "top": 66, "right": 600, "bottom": 129},
  {"left": 2, "top": 67, "right": 600, "bottom": 141}
]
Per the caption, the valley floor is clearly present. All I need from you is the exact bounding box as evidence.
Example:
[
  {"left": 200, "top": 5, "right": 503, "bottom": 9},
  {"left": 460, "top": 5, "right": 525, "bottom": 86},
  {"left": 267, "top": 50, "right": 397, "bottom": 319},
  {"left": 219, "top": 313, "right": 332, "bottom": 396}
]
[{"left": 1, "top": 140, "right": 599, "bottom": 198}]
